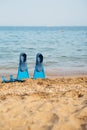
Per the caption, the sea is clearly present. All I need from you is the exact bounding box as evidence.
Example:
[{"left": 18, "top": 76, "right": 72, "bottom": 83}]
[{"left": 0, "top": 26, "right": 87, "bottom": 77}]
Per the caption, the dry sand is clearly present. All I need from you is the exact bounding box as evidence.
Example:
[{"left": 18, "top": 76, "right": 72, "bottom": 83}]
[{"left": 0, "top": 76, "right": 87, "bottom": 130}]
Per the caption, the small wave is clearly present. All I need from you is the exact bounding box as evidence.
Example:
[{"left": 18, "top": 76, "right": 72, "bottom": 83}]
[{"left": 77, "top": 49, "right": 82, "bottom": 52}]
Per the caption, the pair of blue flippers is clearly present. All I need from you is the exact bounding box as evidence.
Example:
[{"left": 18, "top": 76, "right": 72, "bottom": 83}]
[{"left": 2, "top": 53, "right": 45, "bottom": 83}]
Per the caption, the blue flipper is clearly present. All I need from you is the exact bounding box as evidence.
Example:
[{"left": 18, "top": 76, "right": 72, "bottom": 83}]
[
  {"left": 33, "top": 53, "right": 45, "bottom": 79},
  {"left": 17, "top": 53, "right": 29, "bottom": 80},
  {"left": 2, "top": 75, "right": 23, "bottom": 83}
]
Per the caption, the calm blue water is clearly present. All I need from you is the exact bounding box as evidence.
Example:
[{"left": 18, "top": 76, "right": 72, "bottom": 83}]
[{"left": 0, "top": 26, "right": 87, "bottom": 76}]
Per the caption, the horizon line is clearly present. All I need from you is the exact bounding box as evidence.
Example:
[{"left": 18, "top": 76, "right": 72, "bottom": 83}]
[{"left": 0, "top": 25, "right": 87, "bottom": 27}]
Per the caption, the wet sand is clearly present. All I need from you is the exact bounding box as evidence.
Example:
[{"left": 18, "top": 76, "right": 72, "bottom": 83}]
[
  {"left": 0, "top": 76, "right": 87, "bottom": 130},
  {"left": 0, "top": 67, "right": 87, "bottom": 79}
]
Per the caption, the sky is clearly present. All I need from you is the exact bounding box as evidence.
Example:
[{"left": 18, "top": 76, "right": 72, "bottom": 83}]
[{"left": 0, "top": 0, "right": 87, "bottom": 26}]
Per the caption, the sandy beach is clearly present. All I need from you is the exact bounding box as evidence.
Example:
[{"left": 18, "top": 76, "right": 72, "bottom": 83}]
[{"left": 0, "top": 76, "right": 87, "bottom": 130}]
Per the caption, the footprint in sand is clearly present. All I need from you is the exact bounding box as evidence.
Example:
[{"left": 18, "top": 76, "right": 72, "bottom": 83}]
[
  {"left": 82, "top": 100, "right": 87, "bottom": 105},
  {"left": 81, "top": 124, "right": 87, "bottom": 130},
  {"left": 42, "top": 113, "right": 59, "bottom": 130},
  {"left": 42, "top": 125, "right": 53, "bottom": 130},
  {"left": 49, "top": 113, "right": 59, "bottom": 124}
]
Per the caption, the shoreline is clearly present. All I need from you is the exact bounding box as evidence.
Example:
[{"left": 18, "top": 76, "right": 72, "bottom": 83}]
[{"left": 0, "top": 67, "right": 87, "bottom": 79}]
